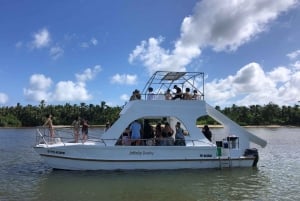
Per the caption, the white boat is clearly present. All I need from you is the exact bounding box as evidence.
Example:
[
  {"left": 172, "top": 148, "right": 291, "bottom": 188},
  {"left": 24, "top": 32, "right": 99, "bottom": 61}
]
[{"left": 34, "top": 71, "right": 267, "bottom": 170}]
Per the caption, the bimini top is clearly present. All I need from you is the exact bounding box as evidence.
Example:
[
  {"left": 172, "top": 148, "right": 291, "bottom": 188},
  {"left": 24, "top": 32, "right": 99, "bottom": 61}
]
[{"left": 140, "top": 71, "right": 205, "bottom": 100}]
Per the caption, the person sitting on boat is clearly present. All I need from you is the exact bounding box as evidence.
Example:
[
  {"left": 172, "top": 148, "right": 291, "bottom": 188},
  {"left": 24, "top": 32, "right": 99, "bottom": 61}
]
[
  {"left": 147, "top": 87, "right": 155, "bottom": 100},
  {"left": 172, "top": 85, "right": 183, "bottom": 100},
  {"left": 174, "top": 122, "right": 186, "bottom": 146},
  {"left": 161, "top": 122, "right": 174, "bottom": 146},
  {"left": 183, "top": 88, "right": 192, "bottom": 100},
  {"left": 122, "top": 127, "right": 131, "bottom": 146},
  {"left": 202, "top": 125, "right": 212, "bottom": 142},
  {"left": 164, "top": 89, "right": 172, "bottom": 100},
  {"left": 129, "top": 120, "right": 142, "bottom": 145},
  {"left": 192, "top": 90, "right": 200, "bottom": 100}
]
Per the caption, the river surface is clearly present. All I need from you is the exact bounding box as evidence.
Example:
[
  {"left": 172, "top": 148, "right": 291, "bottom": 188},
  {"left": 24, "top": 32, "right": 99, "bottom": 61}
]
[{"left": 0, "top": 127, "right": 299, "bottom": 201}]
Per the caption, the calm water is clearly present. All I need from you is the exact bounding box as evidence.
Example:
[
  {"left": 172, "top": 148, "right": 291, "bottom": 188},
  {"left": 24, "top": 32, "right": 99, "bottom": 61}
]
[{"left": 0, "top": 127, "right": 300, "bottom": 201}]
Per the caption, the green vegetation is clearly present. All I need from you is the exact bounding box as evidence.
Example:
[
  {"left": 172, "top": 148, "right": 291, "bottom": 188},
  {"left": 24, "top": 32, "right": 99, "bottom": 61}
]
[
  {"left": 0, "top": 101, "right": 122, "bottom": 127},
  {"left": 0, "top": 101, "right": 299, "bottom": 127},
  {"left": 197, "top": 103, "right": 300, "bottom": 126}
]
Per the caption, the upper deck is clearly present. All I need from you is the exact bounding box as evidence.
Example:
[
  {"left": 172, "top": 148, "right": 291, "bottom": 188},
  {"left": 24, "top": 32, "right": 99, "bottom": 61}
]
[{"left": 140, "top": 71, "right": 205, "bottom": 100}]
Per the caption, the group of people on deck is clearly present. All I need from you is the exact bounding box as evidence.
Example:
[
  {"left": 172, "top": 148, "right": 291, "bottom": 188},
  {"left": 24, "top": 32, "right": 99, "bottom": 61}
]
[
  {"left": 71, "top": 116, "right": 89, "bottom": 143},
  {"left": 129, "top": 85, "right": 201, "bottom": 101},
  {"left": 118, "top": 120, "right": 187, "bottom": 146},
  {"left": 42, "top": 114, "right": 89, "bottom": 143},
  {"left": 166, "top": 85, "right": 200, "bottom": 100}
]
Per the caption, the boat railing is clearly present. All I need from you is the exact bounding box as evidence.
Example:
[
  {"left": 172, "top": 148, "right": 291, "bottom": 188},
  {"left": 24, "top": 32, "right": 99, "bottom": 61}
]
[
  {"left": 35, "top": 127, "right": 103, "bottom": 146},
  {"left": 35, "top": 127, "right": 213, "bottom": 147}
]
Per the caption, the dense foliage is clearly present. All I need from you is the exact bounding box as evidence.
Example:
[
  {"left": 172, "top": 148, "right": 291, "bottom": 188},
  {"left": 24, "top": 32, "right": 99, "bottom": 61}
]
[
  {"left": 197, "top": 103, "right": 300, "bottom": 126},
  {"left": 0, "top": 101, "right": 299, "bottom": 127},
  {"left": 0, "top": 101, "right": 122, "bottom": 127}
]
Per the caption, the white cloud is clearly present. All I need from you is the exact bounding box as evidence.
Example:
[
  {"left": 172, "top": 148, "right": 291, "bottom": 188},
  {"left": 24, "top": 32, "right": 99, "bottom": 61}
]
[
  {"left": 91, "top": 37, "right": 98, "bottom": 46},
  {"left": 0, "top": 93, "right": 8, "bottom": 104},
  {"left": 24, "top": 66, "right": 102, "bottom": 103},
  {"left": 292, "top": 61, "right": 300, "bottom": 69},
  {"left": 80, "top": 37, "right": 98, "bottom": 48},
  {"left": 129, "top": 0, "right": 297, "bottom": 74},
  {"left": 52, "top": 81, "right": 91, "bottom": 101},
  {"left": 75, "top": 65, "right": 102, "bottom": 83},
  {"left": 120, "top": 94, "right": 129, "bottom": 101},
  {"left": 49, "top": 45, "right": 64, "bottom": 60},
  {"left": 267, "top": 66, "right": 291, "bottom": 83},
  {"left": 205, "top": 62, "right": 300, "bottom": 107},
  {"left": 32, "top": 28, "right": 51, "bottom": 49},
  {"left": 110, "top": 74, "right": 137, "bottom": 85},
  {"left": 23, "top": 74, "right": 53, "bottom": 101},
  {"left": 287, "top": 49, "right": 300, "bottom": 60}
]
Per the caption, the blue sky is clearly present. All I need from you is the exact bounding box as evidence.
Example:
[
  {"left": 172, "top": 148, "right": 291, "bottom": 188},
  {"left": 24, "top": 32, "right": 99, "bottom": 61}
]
[{"left": 1, "top": 0, "right": 300, "bottom": 108}]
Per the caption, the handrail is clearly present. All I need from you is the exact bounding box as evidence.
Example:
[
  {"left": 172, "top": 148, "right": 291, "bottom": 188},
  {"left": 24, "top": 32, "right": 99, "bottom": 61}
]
[{"left": 35, "top": 126, "right": 214, "bottom": 148}]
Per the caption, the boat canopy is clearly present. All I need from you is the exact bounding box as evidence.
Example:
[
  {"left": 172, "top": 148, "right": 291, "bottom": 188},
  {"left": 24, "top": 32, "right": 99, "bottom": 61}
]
[{"left": 141, "top": 71, "right": 205, "bottom": 100}]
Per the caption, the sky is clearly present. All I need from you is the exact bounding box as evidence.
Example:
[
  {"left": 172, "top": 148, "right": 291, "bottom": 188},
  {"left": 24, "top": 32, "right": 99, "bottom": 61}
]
[{"left": 1, "top": 0, "right": 300, "bottom": 108}]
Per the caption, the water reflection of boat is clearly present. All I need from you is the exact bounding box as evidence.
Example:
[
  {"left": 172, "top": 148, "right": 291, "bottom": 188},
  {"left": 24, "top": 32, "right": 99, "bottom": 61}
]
[{"left": 34, "top": 71, "right": 267, "bottom": 170}]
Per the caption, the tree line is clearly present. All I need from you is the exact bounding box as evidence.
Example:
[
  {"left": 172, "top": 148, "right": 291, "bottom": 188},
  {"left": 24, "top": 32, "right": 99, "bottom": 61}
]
[
  {"left": 0, "top": 100, "right": 121, "bottom": 127},
  {"left": 0, "top": 101, "right": 299, "bottom": 127}
]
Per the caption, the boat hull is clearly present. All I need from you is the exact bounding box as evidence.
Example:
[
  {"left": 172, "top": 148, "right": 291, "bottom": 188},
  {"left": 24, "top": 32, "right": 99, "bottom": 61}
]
[{"left": 34, "top": 144, "right": 255, "bottom": 170}]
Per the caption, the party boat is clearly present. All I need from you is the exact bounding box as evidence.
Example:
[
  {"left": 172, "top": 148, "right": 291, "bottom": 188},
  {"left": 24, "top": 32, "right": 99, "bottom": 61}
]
[{"left": 34, "top": 71, "right": 267, "bottom": 170}]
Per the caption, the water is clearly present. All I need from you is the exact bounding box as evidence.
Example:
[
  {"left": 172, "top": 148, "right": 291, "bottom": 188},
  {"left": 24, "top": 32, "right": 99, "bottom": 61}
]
[{"left": 0, "top": 127, "right": 300, "bottom": 201}]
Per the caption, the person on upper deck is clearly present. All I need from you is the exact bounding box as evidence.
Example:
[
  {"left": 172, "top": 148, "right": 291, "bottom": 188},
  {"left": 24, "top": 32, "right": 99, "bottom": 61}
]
[
  {"left": 192, "top": 90, "right": 200, "bottom": 100},
  {"left": 172, "top": 85, "right": 182, "bottom": 100},
  {"left": 183, "top": 88, "right": 192, "bottom": 100},
  {"left": 165, "top": 89, "right": 172, "bottom": 100},
  {"left": 147, "top": 87, "right": 155, "bottom": 100}
]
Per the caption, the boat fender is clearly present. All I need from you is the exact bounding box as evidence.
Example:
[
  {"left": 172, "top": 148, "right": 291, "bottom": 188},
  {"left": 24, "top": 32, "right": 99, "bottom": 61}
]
[{"left": 244, "top": 148, "right": 259, "bottom": 167}]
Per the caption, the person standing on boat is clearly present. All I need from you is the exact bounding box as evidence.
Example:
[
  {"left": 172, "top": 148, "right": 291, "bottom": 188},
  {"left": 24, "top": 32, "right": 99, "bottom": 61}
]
[
  {"left": 143, "top": 119, "right": 154, "bottom": 145},
  {"left": 147, "top": 87, "right": 155, "bottom": 100},
  {"left": 129, "top": 120, "right": 142, "bottom": 145},
  {"left": 81, "top": 119, "right": 89, "bottom": 143},
  {"left": 174, "top": 122, "right": 185, "bottom": 146},
  {"left": 154, "top": 122, "right": 163, "bottom": 145},
  {"left": 162, "top": 122, "right": 174, "bottom": 145},
  {"left": 202, "top": 125, "right": 212, "bottom": 142},
  {"left": 105, "top": 121, "right": 111, "bottom": 132},
  {"left": 43, "top": 114, "right": 55, "bottom": 139},
  {"left": 172, "top": 85, "right": 183, "bottom": 100},
  {"left": 71, "top": 116, "right": 81, "bottom": 143}
]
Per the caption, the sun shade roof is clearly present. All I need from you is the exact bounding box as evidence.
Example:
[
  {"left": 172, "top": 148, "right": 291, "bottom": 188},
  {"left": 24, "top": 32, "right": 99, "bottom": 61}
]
[
  {"left": 162, "top": 72, "right": 186, "bottom": 81},
  {"left": 141, "top": 71, "right": 205, "bottom": 99}
]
